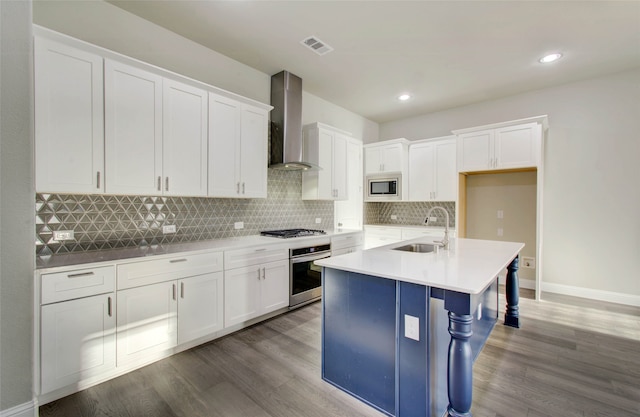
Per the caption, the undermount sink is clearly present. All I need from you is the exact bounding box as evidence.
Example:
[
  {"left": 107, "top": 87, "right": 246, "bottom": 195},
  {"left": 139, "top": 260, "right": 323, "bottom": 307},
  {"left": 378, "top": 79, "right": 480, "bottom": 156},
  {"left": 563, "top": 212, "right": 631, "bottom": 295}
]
[{"left": 392, "top": 243, "right": 439, "bottom": 253}]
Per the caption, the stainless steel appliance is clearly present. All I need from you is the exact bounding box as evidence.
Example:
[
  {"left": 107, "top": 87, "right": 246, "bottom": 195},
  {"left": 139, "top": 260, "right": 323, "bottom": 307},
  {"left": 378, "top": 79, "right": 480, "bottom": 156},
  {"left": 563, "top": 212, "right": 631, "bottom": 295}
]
[
  {"left": 289, "top": 242, "right": 331, "bottom": 308},
  {"left": 260, "top": 228, "right": 326, "bottom": 238},
  {"left": 260, "top": 228, "right": 330, "bottom": 308},
  {"left": 365, "top": 173, "right": 402, "bottom": 201}
]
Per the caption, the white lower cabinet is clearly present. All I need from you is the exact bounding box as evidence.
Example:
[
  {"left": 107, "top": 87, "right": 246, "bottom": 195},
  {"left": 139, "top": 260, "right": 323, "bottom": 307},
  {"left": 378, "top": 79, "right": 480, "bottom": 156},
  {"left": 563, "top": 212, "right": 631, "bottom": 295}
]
[
  {"left": 331, "top": 232, "right": 364, "bottom": 256},
  {"left": 40, "top": 293, "right": 116, "bottom": 394},
  {"left": 116, "top": 281, "right": 178, "bottom": 366},
  {"left": 224, "top": 259, "right": 289, "bottom": 328},
  {"left": 177, "top": 272, "right": 224, "bottom": 344}
]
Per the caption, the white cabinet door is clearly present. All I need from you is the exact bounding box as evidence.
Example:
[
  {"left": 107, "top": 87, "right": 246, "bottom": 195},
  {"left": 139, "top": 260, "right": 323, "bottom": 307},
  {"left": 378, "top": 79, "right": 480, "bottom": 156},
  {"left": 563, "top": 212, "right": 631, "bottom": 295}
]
[
  {"left": 335, "top": 139, "right": 363, "bottom": 229},
  {"left": 208, "top": 94, "right": 268, "bottom": 198},
  {"left": 40, "top": 293, "right": 116, "bottom": 393},
  {"left": 35, "top": 37, "right": 104, "bottom": 194},
  {"left": 208, "top": 93, "right": 241, "bottom": 197},
  {"left": 260, "top": 259, "right": 289, "bottom": 314},
  {"left": 177, "top": 272, "right": 224, "bottom": 344},
  {"left": 494, "top": 123, "right": 540, "bottom": 169},
  {"left": 365, "top": 143, "right": 406, "bottom": 174},
  {"left": 408, "top": 142, "right": 436, "bottom": 201},
  {"left": 302, "top": 123, "right": 352, "bottom": 200},
  {"left": 434, "top": 139, "right": 457, "bottom": 201},
  {"left": 457, "top": 122, "right": 540, "bottom": 172},
  {"left": 240, "top": 105, "right": 268, "bottom": 198},
  {"left": 224, "top": 265, "right": 261, "bottom": 327},
  {"left": 105, "top": 60, "right": 163, "bottom": 195},
  {"left": 458, "top": 129, "right": 493, "bottom": 172},
  {"left": 162, "top": 79, "right": 208, "bottom": 197},
  {"left": 332, "top": 134, "right": 349, "bottom": 200},
  {"left": 117, "top": 281, "right": 177, "bottom": 366}
]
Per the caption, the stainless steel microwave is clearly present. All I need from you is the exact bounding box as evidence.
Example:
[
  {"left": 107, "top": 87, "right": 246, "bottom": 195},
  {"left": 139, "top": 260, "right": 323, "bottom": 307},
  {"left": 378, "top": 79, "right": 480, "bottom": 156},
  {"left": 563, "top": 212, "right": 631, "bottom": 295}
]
[{"left": 365, "top": 174, "right": 402, "bottom": 201}]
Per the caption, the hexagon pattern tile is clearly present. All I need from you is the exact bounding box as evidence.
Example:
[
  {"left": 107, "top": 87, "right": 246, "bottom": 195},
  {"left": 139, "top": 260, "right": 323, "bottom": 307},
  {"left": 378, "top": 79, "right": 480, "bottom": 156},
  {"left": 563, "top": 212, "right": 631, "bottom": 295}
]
[{"left": 364, "top": 202, "right": 456, "bottom": 228}]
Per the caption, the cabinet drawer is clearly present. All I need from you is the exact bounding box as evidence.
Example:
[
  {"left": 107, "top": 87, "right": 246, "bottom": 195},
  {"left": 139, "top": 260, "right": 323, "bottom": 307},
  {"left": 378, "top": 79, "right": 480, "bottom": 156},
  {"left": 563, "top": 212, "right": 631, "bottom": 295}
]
[
  {"left": 41, "top": 266, "right": 115, "bottom": 305},
  {"left": 331, "top": 233, "right": 364, "bottom": 250},
  {"left": 117, "top": 251, "right": 223, "bottom": 290},
  {"left": 224, "top": 246, "right": 288, "bottom": 270}
]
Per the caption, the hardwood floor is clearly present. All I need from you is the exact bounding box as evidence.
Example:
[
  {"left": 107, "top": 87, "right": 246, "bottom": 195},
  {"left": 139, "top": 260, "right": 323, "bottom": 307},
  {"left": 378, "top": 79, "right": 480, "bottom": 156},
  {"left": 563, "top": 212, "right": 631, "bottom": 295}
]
[{"left": 40, "top": 289, "right": 640, "bottom": 417}]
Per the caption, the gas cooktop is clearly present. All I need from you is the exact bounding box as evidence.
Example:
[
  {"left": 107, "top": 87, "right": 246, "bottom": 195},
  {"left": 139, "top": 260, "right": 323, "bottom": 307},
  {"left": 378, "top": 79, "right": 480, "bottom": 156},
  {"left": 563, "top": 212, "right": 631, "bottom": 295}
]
[{"left": 260, "top": 229, "right": 326, "bottom": 238}]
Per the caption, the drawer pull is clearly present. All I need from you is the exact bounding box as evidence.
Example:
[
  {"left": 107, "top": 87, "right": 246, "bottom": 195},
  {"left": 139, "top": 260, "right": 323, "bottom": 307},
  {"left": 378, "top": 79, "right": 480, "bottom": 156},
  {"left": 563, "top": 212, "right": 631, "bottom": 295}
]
[
  {"left": 169, "top": 258, "right": 187, "bottom": 263},
  {"left": 107, "top": 296, "right": 112, "bottom": 317},
  {"left": 254, "top": 248, "right": 266, "bottom": 252},
  {"left": 67, "top": 272, "right": 95, "bottom": 279}
]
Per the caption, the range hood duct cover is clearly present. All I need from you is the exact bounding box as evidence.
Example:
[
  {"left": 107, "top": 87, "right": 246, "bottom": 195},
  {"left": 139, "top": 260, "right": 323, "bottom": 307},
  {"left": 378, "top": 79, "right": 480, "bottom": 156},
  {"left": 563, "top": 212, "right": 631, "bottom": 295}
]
[{"left": 270, "top": 71, "right": 319, "bottom": 171}]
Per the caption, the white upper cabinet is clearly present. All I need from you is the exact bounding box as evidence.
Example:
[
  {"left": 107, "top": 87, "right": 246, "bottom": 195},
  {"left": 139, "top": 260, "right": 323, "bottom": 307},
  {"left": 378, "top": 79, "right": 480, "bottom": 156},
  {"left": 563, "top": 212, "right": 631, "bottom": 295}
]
[
  {"left": 335, "top": 138, "right": 363, "bottom": 229},
  {"left": 208, "top": 93, "right": 268, "bottom": 198},
  {"left": 302, "top": 123, "right": 351, "bottom": 200},
  {"left": 35, "top": 37, "right": 105, "bottom": 194},
  {"left": 364, "top": 139, "right": 409, "bottom": 175},
  {"left": 105, "top": 60, "right": 163, "bottom": 195},
  {"left": 409, "top": 137, "right": 457, "bottom": 201},
  {"left": 455, "top": 120, "right": 543, "bottom": 172},
  {"left": 162, "top": 79, "right": 208, "bottom": 197}
]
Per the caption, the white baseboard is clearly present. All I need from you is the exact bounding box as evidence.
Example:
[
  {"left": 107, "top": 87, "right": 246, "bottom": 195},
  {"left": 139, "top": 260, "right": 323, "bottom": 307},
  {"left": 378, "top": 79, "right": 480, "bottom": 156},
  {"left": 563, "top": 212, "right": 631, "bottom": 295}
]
[
  {"left": 541, "top": 282, "right": 640, "bottom": 307},
  {"left": 0, "top": 401, "right": 36, "bottom": 417}
]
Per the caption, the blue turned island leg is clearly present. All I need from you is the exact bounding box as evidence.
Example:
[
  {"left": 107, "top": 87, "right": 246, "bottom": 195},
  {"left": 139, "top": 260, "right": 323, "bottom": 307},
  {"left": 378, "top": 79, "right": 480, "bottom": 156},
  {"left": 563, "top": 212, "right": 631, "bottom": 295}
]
[
  {"left": 447, "top": 312, "right": 474, "bottom": 417},
  {"left": 504, "top": 255, "right": 521, "bottom": 328}
]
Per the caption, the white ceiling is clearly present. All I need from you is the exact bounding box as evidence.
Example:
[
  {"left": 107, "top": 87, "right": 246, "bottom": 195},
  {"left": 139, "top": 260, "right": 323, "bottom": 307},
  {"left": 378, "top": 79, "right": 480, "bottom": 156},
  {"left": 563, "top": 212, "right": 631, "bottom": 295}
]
[{"left": 107, "top": 1, "right": 640, "bottom": 123}]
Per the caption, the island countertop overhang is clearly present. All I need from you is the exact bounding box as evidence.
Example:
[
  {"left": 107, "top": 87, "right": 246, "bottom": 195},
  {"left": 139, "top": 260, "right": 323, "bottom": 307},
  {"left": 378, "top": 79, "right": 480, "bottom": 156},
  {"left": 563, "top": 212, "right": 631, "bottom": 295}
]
[{"left": 316, "top": 237, "right": 524, "bottom": 295}]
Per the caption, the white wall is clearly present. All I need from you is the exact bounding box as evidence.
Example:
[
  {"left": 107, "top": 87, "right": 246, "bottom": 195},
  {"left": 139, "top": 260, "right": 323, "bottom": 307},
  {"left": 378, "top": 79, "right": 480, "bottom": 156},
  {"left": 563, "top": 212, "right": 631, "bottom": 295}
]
[
  {"left": 380, "top": 69, "right": 640, "bottom": 303},
  {"left": 0, "top": 0, "right": 35, "bottom": 412},
  {"left": 33, "top": 0, "right": 378, "bottom": 140}
]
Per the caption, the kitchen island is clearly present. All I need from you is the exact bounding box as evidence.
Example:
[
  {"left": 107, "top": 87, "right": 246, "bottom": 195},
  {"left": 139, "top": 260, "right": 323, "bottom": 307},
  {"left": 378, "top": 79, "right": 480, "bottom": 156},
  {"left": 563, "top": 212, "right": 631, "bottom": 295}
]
[{"left": 316, "top": 238, "right": 523, "bottom": 417}]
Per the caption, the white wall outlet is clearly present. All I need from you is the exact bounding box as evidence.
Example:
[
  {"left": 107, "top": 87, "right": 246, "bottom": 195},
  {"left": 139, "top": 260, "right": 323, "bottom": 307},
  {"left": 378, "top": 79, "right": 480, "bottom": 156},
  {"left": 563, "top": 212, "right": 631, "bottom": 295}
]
[
  {"left": 404, "top": 314, "right": 420, "bottom": 341},
  {"left": 315, "top": 218, "right": 322, "bottom": 224},
  {"left": 521, "top": 256, "right": 536, "bottom": 269},
  {"left": 497, "top": 228, "right": 503, "bottom": 237},
  {"left": 53, "top": 230, "right": 74, "bottom": 241},
  {"left": 162, "top": 225, "right": 176, "bottom": 234},
  {"left": 428, "top": 216, "right": 438, "bottom": 223},
  {"left": 391, "top": 215, "right": 398, "bottom": 220},
  {"left": 497, "top": 210, "right": 504, "bottom": 219},
  {"left": 234, "top": 221, "right": 244, "bottom": 230}
]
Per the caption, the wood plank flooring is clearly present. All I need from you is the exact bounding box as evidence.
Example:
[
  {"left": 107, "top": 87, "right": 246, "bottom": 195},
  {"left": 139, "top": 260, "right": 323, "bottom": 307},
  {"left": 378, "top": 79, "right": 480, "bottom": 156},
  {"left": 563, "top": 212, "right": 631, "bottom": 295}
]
[{"left": 40, "top": 289, "right": 640, "bottom": 417}]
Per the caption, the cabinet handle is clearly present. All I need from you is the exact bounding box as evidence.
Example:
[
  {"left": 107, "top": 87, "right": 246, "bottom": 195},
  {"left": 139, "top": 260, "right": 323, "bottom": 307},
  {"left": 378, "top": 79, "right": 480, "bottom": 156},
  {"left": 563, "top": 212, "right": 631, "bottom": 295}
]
[
  {"left": 172, "top": 283, "right": 176, "bottom": 300},
  {"left": 96, "top": 171, "right": 101, "bottom": 189},
  {"left": 237, "top": 182, "right": 240, "bottom": 194},
  {"left": 169, "top": 258, "right": 187, "bottom": 263},
  {"left": 165, "top": 177, "right": 169, "bottom": 192},
  {"left": 67, "top": 271, "right": 94, "bottom": 278},
  {"left": 157, "top": 176, "right": 162, "bottom": 191},
  {"left": 242, "top": 182, "right": 245, "bottom": 194},
  {"left": 254, "top": 248, "right": 266, "bottom": 252},
  {"left": 257, "top": 268, "right": 261, "bottom": 280},
  {"left": 107, "top": 296, "right": 112, "bottom": 317},
  {"left": 181, "top": 282, "right": 184, "bottom": 299},
  {"left": 262, "top": 267, "right": 266, "bottom": 280}
]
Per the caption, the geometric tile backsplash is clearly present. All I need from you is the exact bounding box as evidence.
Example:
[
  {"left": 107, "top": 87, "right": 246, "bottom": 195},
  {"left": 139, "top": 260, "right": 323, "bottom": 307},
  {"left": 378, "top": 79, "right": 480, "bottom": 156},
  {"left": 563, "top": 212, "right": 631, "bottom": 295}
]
[
  {"left": 36, "top": 169, "right": 334, "bottom": 256},
  {"left": 364, "top": 201, "right": 456, "bottom": 228}
]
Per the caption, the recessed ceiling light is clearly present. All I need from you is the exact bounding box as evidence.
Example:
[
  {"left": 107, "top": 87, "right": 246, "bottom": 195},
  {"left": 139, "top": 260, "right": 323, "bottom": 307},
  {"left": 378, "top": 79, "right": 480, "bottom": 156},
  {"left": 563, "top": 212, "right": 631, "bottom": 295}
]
[
  {"left": 397, "top": 94, "right": 411, "bottom": 101},
  {"left": 539, "top": 53, "right": 563, "bottom": 63}
]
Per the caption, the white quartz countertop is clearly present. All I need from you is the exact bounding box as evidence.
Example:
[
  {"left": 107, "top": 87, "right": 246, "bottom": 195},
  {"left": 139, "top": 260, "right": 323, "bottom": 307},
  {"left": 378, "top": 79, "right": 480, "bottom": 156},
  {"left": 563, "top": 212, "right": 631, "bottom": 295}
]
[
  {"left": 36, "top": 229, "right": 361, "bottom": 271},
  {"left": 315, "top": 237, "right": 524, "bottom": 295}
]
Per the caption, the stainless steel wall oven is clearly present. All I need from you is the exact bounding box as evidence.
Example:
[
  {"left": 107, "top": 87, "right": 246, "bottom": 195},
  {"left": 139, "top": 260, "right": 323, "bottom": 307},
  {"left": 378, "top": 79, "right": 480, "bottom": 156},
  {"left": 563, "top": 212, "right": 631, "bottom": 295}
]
[{"left": 289, "top": 242, "right": 331, "bottom": 308}]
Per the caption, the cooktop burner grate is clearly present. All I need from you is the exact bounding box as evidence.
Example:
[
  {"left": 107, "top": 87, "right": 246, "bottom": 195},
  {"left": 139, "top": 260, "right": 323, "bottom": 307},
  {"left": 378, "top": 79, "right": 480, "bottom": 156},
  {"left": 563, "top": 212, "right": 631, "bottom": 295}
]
[{"left": 260, "top": 228, "right": 326, "bottom": 238}]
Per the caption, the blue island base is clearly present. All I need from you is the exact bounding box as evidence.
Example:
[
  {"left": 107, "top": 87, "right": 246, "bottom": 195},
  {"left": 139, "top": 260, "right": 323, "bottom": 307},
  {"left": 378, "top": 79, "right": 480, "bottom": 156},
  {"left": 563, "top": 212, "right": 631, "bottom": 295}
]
[{"left": 321, "top": 269, "right": 498, "bottom": 417}]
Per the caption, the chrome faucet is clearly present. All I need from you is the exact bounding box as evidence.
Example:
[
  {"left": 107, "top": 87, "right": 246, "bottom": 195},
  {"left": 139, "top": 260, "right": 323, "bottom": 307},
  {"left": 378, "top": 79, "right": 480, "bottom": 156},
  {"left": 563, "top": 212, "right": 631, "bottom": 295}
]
[{"left": 425, "top": 206, "right": 450, "bottom": 250}]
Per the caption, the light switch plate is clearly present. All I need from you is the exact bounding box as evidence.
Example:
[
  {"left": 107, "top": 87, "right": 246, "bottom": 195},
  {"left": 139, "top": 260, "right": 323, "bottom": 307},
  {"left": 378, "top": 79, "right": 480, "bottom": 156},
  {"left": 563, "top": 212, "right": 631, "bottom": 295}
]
[
  {"left": 234, "top": 222, "right": 244, "bottom": 230},
  {"left": 53, "top": 230, "right": 74, "bottom": 241},
  {"left": 404, "top": 314, "right": 420, "bottom": 341},
  {"left": 162, "top": 225, "right": 176, "bottom": 234}
]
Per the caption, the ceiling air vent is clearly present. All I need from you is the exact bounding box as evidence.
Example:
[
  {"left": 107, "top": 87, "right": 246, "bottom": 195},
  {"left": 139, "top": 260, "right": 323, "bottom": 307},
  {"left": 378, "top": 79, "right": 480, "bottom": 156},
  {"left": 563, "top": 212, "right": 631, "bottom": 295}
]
[{"left": 300, "top": 36, "right": 334, "bottom": 56}]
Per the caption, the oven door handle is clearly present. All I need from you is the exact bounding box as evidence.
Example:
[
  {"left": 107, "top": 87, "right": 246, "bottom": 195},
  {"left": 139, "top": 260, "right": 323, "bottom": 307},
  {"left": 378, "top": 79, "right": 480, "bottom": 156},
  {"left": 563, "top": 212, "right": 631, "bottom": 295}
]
[{"left": 291, "top": 252, "right": 331, "bottom": 264}]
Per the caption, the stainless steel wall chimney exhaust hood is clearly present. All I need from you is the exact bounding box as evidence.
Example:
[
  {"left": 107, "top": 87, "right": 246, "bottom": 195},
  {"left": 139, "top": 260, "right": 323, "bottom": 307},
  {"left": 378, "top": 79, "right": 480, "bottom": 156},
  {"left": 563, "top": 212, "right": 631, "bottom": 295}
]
[{"left": 270, "top": 71, "right": 319, "bottom": 170}]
